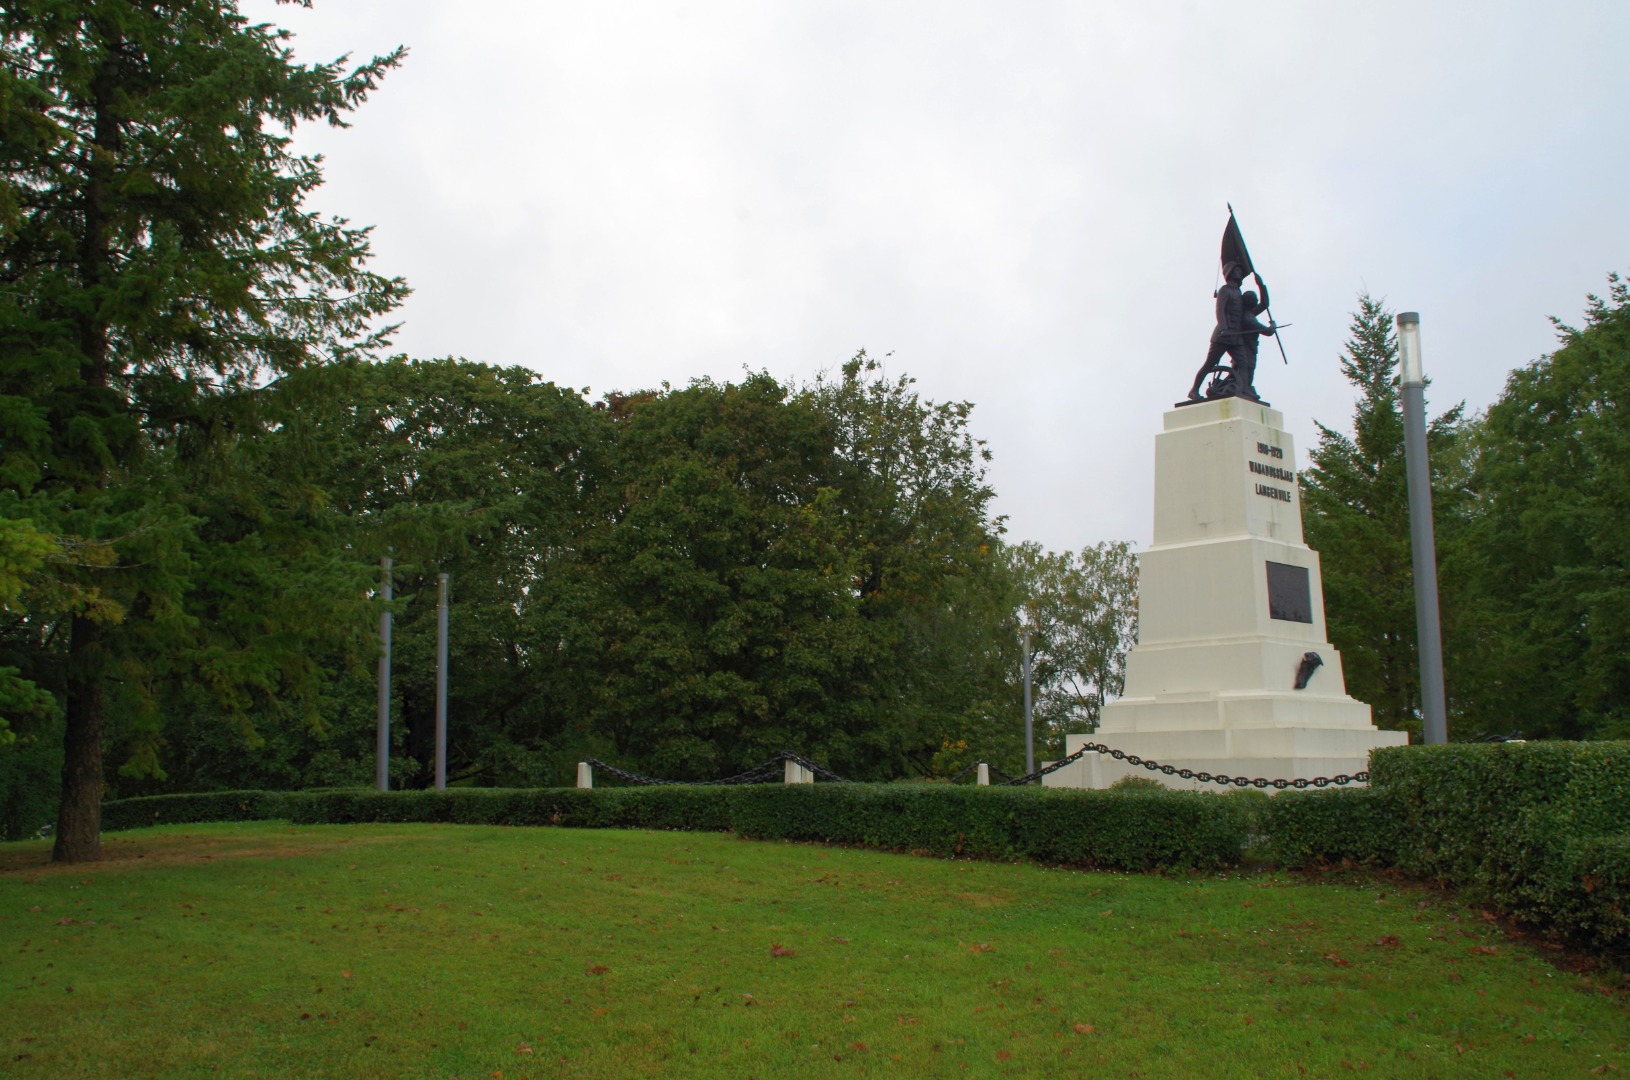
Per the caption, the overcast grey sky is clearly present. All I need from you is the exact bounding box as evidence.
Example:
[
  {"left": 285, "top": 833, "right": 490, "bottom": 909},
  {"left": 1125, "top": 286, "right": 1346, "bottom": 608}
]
[{"left": 248, "top": 0, "right": 1630, "bottom": 553}]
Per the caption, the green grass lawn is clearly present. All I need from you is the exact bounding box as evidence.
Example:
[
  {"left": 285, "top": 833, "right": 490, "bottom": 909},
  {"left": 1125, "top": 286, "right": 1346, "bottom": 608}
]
[{"left": 2, "top": 823, "right": 1626, "bottom": 1078}]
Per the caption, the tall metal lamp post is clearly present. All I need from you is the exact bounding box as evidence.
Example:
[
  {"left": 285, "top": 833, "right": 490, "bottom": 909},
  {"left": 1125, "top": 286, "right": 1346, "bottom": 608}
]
[
  {"left": 1020, "top": 619, "right": 1035, "bottom": 775},
  {"left": 376, "top": 556, "right": 393, "bottom": 790},
  {"left": 1396, "top": 312, "right": 1448, "bottom": 745}
]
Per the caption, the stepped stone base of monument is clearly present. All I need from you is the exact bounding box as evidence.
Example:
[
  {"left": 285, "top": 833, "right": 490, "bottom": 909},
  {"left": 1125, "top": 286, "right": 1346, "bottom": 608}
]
[{"left": 1042, "top": 397, "right": 1408, "bottom": 792}]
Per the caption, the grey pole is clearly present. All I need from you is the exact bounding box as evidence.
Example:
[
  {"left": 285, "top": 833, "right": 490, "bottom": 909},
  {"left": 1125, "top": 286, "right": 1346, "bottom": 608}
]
[
  {"left": 1396, "top": 312, "right": 1448, "bottom": 745},
  {"left": 435, "top": 572, "right": 449, "bottom": 790},
  {"left": 1022, "top": 629, "right": 1035, "bottom": 774},
  {"left": 376, "top": 556, "right": 393, "bottom": 790}
]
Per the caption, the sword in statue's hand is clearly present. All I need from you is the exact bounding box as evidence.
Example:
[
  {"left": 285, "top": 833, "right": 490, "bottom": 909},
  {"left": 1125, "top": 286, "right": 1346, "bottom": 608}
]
[{"left": 1271, "top": 319, "right": 1290, "bottom": 364}]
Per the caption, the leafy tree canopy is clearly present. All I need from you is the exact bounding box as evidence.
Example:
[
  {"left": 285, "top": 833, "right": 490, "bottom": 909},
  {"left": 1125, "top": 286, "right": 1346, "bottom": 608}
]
[{"left": 1473, "top": 274, "right": 1630, "bottom": 738}]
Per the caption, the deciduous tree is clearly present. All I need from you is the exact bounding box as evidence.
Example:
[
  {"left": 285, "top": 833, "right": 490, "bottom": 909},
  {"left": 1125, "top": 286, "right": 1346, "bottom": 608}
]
[{"left": 1472, "top": 274, "right": 1630, "bottom": 738}]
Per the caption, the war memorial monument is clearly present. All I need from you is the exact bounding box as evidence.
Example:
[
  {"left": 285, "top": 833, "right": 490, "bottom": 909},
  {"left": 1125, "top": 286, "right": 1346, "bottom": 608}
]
[{"left": 1043, "top": 212, "right": 1408, "bottom": 791}]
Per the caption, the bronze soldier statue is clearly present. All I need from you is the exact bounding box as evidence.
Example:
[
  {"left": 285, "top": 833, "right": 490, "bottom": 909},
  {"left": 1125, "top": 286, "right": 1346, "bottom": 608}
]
[{"left": 1187, "top": 260, "right": 1276, "bottom": 403}]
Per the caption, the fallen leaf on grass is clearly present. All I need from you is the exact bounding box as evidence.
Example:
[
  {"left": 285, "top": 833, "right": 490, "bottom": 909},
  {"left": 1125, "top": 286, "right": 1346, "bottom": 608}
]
[
  {"left": 770, "top": 944, "right": 796, "bottom": 958},
  {"left": 969, "top": 943, "right": 994, "bottom": 953},
  {"left": 996, "top": 1050, "right": 1012, "bottom": 1061},
  {"left": 1469, "top": 945, "right": 1499, "bottom": 956},
  {"left": 515, "top": 1042, "right": 534, "bottom": 1055},
  {"left": 1324, "top": 952, "right": 1352, "bottom": 968},
  {"left": 585, "top": 965, "right": 609, "bottom": 976},
  {"left": 340, "top": 970, "right": 352, "bottom": 979},
  {"left": 1372, "top": 936, "right": 1401, "bottom": 948}
]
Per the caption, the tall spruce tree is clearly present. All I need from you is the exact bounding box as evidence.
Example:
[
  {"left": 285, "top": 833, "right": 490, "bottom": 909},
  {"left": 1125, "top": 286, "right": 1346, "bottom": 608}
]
[
  {"left": 1299, "top": 294, "right": 1468, "bottom": 735},
  {"left": 0, "top": 2, "right": 404, "bottom": 860}
]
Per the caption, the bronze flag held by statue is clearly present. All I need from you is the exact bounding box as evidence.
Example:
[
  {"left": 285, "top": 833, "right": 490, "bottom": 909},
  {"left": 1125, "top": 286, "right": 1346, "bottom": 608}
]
[
  {"left": 1185, "top": 205, "right": 1289, "bottom": 406},
  {"left": 1221, "top": 205, "right": 1288, "bottom": 368}
]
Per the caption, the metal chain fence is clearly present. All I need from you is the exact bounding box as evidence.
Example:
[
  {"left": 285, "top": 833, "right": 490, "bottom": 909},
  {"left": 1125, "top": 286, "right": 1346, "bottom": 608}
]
[
  {"left": 587, "top": 745, "right": 1365, "bottom": 790},
  {"left": 1000, "top": 741, "right": 1366, "bottom": 789},
  {"left": 583, "top": 751, "right": 847, "bottom": 787}
]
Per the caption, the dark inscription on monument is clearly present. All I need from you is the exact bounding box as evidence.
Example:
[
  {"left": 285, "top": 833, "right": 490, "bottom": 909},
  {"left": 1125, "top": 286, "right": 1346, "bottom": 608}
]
[
  {"left": 1255, "top": 482, "right": 1293, "bottom": 502},
  {"left": 1266, "top": 561, "right": 1313, "bottom": 623},
  {"left": 1252, "top": 439, "right": 1294, "bottom": 501},
  {"left": 1249, "top": 460, "right": 1295, "bottom": 482}
]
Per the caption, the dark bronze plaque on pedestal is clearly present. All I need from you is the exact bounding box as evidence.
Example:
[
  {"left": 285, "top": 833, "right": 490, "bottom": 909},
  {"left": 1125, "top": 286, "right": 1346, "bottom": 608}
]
[{"left": 1266, "top": 561, "right": 1313, "bottom": 624}]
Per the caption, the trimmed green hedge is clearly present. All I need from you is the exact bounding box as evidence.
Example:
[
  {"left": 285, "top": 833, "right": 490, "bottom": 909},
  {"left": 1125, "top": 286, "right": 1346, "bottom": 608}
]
[
  {"left": 728, "top": 784, "right": 1254, "bottom": 870},
  {"left": 100, "top": 790, "right": 311, "bottom": 833},
  {"left": 85, "top": 742, "right": 1630, "bottom": 952},
  {"left": 286, "top": 786, "right": 736, "bottom": 832},
  {"left": 98, "top": 783, "right": 1253, "bottom": 871},
  {"left": 1373, "top": 741, "right": 1630, "bottom": 950},
  {"left": 1261, "top": 788, "right": 1401, "bottom": 868},
  {"left": 0, "top": 724, "right": 64, "bottom": 841}
]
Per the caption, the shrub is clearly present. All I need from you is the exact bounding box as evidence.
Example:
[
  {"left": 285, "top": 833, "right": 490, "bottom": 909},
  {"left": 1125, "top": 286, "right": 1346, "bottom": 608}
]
[
  {"left": 1262, "top": 788, "right": 1400, "bottom": 868},
  {"left": 100, "top": 790, "right": 307, "bottom": 832},
  {"left": 1373, "top": 742, "right": 1630, "bottom": 877},
  {"left": 0, "top": 726, "right": 63, "bottom": 841},
  {"left": 84, "top": 745, "right": 1629, "bottom": 953},
  {"left": 1372, "top": 741, "right": 1630, "bottom": 950},
  {"left": 728, "top": 784, "right": 1251, "bottom": 871},
  {"left": 93, "top": 782, "right": 1249, "bottom": 871}
]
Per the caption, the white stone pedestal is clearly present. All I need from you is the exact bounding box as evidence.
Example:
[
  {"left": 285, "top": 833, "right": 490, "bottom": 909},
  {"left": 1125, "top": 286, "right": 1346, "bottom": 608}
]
[{"left": 1043, "top": 397, "right": 1406, "bottom": 791}]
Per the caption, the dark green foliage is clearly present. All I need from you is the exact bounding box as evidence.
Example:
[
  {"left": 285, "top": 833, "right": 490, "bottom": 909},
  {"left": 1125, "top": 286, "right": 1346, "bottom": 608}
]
[
  {"left": 1015, "top": 788, "right": 1255, "bottom": 870},
  {"left": 100, "top": 789, "right": 307, "bottom": 833},
  {"left": 285, "top": 786, "right": 739, "bottom": 832},
  {"left": 1472, "top": 275, "right": 1630, "bottom": 739},
  {"left": 701, "top": 784, "right": 1248, "bottom": 871},
  {"left": 569, "top": 374, "right": 878, "bottom": 779},
  {"left": 1552, "top": 835, "right": 1630, "bottom": 948},
  {"left": 121, "top": 358, "right": 612, "bottom": 795},
  {"left": 1262, "top": 788, "right": 1401, "bottom": 868},
  {"left": 93, "top": 782, "right": 1252, "bottom": 870},
  {"left": 0, "top": 0, "right": 405, "bottom": 859},
  {"left": 798, "top": 355, "right": 1017, "bottom": 777},
  {"left": 1007, "top": 541, "right": 1139, "bottom": 751},
  {"left": 77, "top": 744, "right": 1630, "bottom": 951},
  {"left": 1373, "top": 741, "right": 1630, "bottom": 949},
  {"left": 727, "top": 784, "right": 1025, "bottom": 860},
  {"left": 0, "top": 718, "right": 62, "bottom": 840},
  {"left": 1300, "top": 294, "right": 1471, "bottom": 736}
]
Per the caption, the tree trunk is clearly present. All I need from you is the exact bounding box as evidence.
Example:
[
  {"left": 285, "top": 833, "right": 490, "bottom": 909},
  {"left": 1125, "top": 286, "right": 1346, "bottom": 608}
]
[
  {"left": 51, "top": 22, "right": 122, "bottom": 864},
  {"left": 53, "top": 616, "right": 105, "bottom": 863}
]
